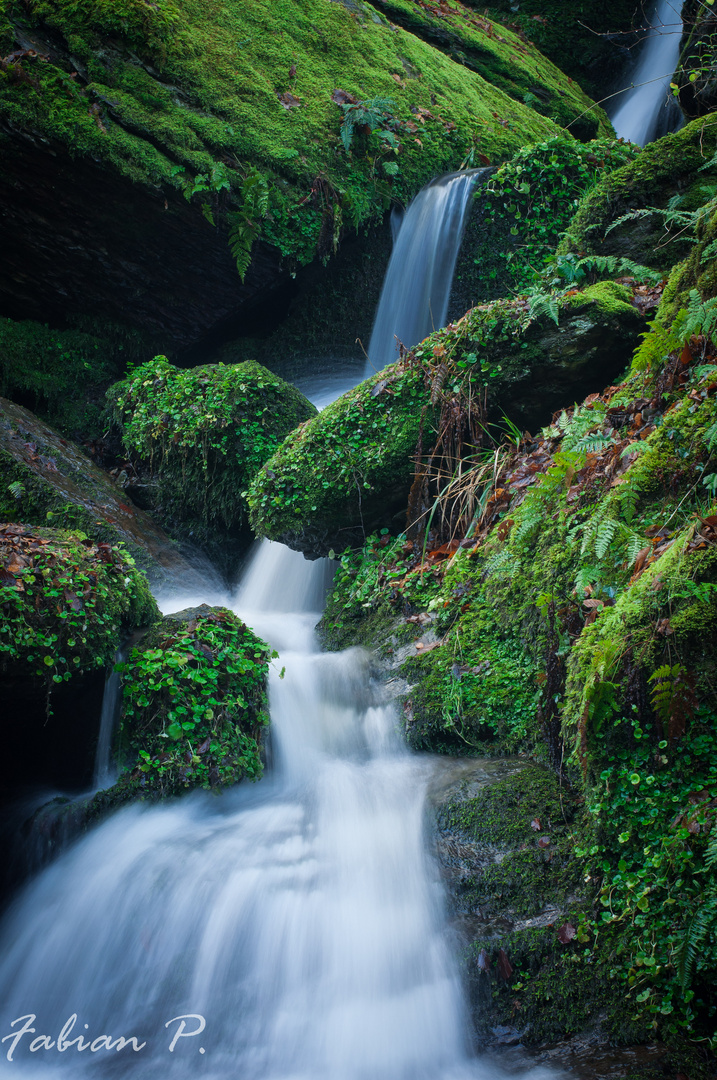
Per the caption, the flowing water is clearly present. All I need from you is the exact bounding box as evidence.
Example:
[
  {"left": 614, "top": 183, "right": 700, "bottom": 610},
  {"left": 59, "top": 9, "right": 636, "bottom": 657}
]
[
  {"left": 0, "top": 541, "right": 556, "bottom": 1080},
  {"left": 363, "top": 170, "right": 486, "bottom": 377},
  {"left": 0, "top": 175, "right": 568, "bottom": 1079},
  {"left": 609, "top": 0, "right": 685, "bottom": 146}
]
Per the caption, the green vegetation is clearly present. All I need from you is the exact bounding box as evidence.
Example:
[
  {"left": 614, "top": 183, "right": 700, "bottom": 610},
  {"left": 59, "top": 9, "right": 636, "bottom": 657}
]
[
  {"left": 0, "top": 0, "right": 573, "bottom": 276},
  {"left": 0, "top": 316, "right": 133, "bottom": 438},
  {"left": 559, "top": 114, "right": 717, "bottom": 272},
  {"left": 108, "top": 357, "right": 316, "bottom": 555},
  {"left": 453, "top": 135, "right": 639, "bottom": 307},
  {"left": 0, "top": 523, "right": 157, "bottom": 690},
  {"left": 114, "top": 605, "right": 273, "bottom": 798}
]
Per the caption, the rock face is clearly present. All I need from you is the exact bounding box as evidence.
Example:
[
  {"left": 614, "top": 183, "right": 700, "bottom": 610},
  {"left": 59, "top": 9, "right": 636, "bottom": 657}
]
[
  {"left": 428, "top": 760, "right": 596, "bottom": 1046},
  {"left": 0, "top": 396, "right": 201, "bottom": 586},
  {"left": 248, "top": 280, "right": 649, "bottom": 558},
  {"left": 0, "top": 0, "right": 573, "bottom": 353},
  {"left": 108, "top": 357, "right": 317, "bottom": 567}
]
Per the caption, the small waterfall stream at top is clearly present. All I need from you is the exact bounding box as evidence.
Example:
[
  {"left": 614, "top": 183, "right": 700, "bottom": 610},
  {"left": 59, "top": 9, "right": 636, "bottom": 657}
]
[
  {"left": 609, "top": 0, "right": 685, "bottom": 146},
  {"left": 364, "top": 169, "right": 486, "bottom": 377},
  {"left": 0, "top": 192, "right": 558, "bottom": 1080}
]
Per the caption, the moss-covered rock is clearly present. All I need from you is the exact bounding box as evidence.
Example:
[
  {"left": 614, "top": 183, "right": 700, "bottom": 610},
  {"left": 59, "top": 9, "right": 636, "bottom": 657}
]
[
  {"left": 478, "top": 0, "right": 641, "bottom": 104},
  {"left": 451, "top": 136, "right": 639, "bottom": 313},
  {"left": 0, "top": 521, "right": 157, "bottom": 688},
  {"left": 559, "top": 114, "right": 717, "bottom": 272},
  {"left": 109, "top": 604, "right": 273, "bottom": 801},
  {"left": 108, "top": 357, "right": 316, "bottom": 565},
  {"left": 0, "top": 0, "right": 575, "bottom": 349},
  {"left": 249, "top": 279, "right": 647, "bottom": 558},
  {"left": 0, "top": 396, "right": 198, "bottom": 585},
  {"left": 365, "top": 0, "right": 611, "bottom": 139}
]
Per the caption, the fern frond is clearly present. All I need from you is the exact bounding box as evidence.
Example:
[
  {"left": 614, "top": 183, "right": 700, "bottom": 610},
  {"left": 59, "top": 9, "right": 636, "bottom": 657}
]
[
  {"left": 571, "top": 433, "right": 613, "bottom": 454},
  {"left": 677, "top": 891, "right": 717, "bottom": 990},
  {"left": 595, "top": 517, "right": 618, "bottom": 560}
]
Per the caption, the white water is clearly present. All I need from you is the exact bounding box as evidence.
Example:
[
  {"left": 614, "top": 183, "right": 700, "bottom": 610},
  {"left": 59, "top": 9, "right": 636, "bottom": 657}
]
[
  {"left": 609, "top": 0, "right": 685, "bottom": 146},
  {"left": 0, "top": 541, "right": 556, "bottom": 1080},
  {"left": 364, "top": 170, "right": 486, "bottom": 377},
  {"left": 92, "top": 646, "right": 127, "bottom": 791}
]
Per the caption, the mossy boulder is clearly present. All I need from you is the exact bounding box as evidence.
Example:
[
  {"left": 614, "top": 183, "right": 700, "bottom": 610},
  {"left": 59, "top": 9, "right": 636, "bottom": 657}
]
[
  {"left": 559, "top": 114, "right": 717, "bottom": 273},
  {"left": 108, "top": 357, "right": 317, "bottom": 566},
  {"left": 0, "top": 396, "right": 198, "bottom": 586},
  {"left": 364, "top": 0, "right": 611, "bottom": 139},
  {"left": 0, "top": 0, "right": 572, "bottom": 350},
  {"left": 478, "top": 0, "right": 641, "bottom": 104},
  {"left": 107, "top": 604, "right": 273, "bottom": 801},
  {"left": 0, "top": 521, "right": 157, "bottom": 690},
  {"left": 249, "top": 280, "right": 647, "bottom": 558}
]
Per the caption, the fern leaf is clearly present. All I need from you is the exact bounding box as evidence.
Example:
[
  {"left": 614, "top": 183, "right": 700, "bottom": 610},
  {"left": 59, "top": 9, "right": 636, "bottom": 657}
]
[{"left": 595, "top": 517, "right": 618, "bottom": 560}]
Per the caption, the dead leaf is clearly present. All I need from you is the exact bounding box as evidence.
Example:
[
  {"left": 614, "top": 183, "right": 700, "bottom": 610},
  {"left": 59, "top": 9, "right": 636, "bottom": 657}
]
[
  {"left": 557, "top": 922, "right": 576, "bottom": 944},
  {"left": 537, "top": 836, "right": 551, "bottom": 849},
  {"left": 496, "top": 948, "right": 513, "bottom": 980},
  {"left": 530, "top": 818, "right": 541, "bottom": 831}
]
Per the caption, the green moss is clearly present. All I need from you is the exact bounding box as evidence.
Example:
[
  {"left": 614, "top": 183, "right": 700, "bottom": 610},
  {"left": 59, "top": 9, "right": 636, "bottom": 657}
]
[
  {"left": 114, "top": 604, "right": 273, "bottom": 799},
  {"left": 366, "top": 0, "right": 610, "bottom": 138},
  {"left": 560, "top": 114, "right": 717, "bottom": 272},
  {"left": 0, "top": 524, "right": 157, "bottom": 689},
  {"left": 1, "top": 0, "right": 568, "bottom": 274},
  {"left": 452, "top": 136, "right": 639, "bottom": 310},
  {"left": 109, "top": 356, "right": 316, "bottom": 556}
]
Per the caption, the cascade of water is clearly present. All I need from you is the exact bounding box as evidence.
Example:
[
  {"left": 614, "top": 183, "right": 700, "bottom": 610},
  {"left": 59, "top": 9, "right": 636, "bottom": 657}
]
[
  {"left": 364, "top": 169, "right": 487, "bottom": 377},
  {"left": 0, "top": 543, "right": 557, "bottom": 1080},
  {"left": 0, "top": 204, "right": 558, "bottom": 1080},
  {"left": 92, "top": 645, "right": 127, "bottom": 792},
  {"left": 609, "top": 0, "right": 685, "bottom": 146}
]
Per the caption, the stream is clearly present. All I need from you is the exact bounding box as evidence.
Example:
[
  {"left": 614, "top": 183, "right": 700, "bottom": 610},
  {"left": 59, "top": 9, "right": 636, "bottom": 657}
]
[
  {"left": 0, "top": 53, "right": 686, "bottom": 1067},
  {"left": 0, "top": 537, "right": 558, "bottom": 1080}
]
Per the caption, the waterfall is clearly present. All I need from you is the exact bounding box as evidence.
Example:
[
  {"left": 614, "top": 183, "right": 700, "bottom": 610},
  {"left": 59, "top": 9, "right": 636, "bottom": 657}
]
[
  {"left": 609, "top": 0, "right": 685, "bottom": 146},
  {"left": 0, "top": 266, "right": 557, "bottom": 1080},
  {"left": 92, "top": 646, "right": 127, "bottom": 792},
  {"left": 364, "top": 170, "right": 487, "bottom": 377},
  {"left": 0, "top": 541, "right": 558, "bottom": 1080}
]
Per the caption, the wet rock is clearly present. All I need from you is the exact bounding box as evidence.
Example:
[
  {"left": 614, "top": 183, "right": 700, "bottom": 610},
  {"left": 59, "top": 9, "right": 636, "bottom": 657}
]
[{"left": 0, "top": 396, "right": 203, "bottom": 587}]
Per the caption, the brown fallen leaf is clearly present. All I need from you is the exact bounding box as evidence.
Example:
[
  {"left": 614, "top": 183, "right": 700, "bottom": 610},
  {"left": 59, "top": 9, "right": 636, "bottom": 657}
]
[
  {"left": 557, "top": 922, "right": 576, "bottom": 944},
  {"left": 496, "top": 948, "right": 513, "bottom": 981}
]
